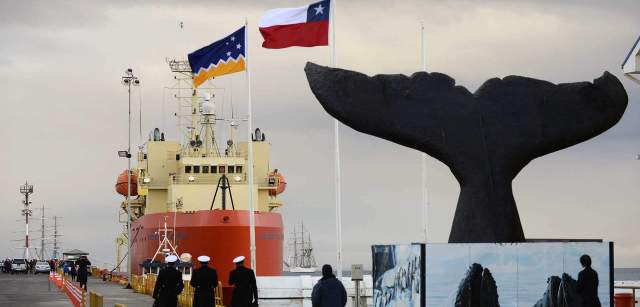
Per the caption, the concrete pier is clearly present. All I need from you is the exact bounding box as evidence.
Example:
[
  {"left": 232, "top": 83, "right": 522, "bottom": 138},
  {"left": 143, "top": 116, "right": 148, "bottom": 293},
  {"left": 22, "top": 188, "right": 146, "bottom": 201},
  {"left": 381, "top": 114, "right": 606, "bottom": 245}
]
[
  {"left": 0, "top": 273, "right": 68, "bottom": 306},
  {"left": 80, "top": 276, "right": 155, "bottom": 307}
]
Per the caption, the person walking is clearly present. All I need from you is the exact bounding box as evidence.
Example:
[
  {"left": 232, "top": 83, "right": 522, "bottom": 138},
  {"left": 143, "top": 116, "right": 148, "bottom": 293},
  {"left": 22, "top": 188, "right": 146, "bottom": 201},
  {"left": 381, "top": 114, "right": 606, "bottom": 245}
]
[
  {"left": 75, "top": 256, "right": 91, "bottom": 290},
  {"left": 312, "top": 264, "right": 347, "bottom": 307},
  {"left": 190, "top": 255, "right": 218, "bottom": 307},
  {"left": 576, "top": 254, "right": 601, "bottom": 307},
  {"left": 153, "top": 255, "right": 184, "bottom": 307},
  {"left": 70, "top": 264, "right": 77, "bottom": 281},
  {"left": 228, "top": 256, "right": 258, "bottom": 307}
]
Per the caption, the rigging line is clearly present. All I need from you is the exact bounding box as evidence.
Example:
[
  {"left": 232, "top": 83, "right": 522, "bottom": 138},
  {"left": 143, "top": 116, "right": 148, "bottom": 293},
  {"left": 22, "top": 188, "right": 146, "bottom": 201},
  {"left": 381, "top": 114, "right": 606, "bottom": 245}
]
[
  {"left": 138, "top": 80, "right": 143, "bottom": 143},
  {"left": 110, "top": 227, "right": 141, "bottom": 274}
]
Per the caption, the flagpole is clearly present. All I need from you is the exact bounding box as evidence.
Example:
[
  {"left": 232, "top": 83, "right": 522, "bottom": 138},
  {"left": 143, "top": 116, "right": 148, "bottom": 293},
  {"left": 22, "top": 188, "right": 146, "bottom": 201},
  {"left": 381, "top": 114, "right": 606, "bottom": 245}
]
[
  {"left": 330, "top": 0, "right": 343, "bottom": 280},
  {"left": 245, "top": 19, "right": 257, "bottom": 272},
  {"left": 420, "top": 22, "right": 429, "bottom": 244}
]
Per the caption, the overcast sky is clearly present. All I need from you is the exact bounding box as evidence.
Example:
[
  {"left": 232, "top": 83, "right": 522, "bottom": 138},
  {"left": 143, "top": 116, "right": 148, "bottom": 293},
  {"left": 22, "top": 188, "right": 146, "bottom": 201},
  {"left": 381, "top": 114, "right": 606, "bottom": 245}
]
[{"left": 1, "top": 0, "right": 639, "bottom": 270}]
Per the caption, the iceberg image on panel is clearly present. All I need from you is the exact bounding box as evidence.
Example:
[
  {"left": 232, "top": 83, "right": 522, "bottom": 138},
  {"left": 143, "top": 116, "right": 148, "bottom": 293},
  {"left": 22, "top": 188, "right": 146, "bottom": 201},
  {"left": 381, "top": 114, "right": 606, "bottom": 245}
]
[
  {"left": 372, "top": 244, "right": 422, "bottom": 307},
  {"left": 454, "top": 263, "right": 500, "bottom": 307}
]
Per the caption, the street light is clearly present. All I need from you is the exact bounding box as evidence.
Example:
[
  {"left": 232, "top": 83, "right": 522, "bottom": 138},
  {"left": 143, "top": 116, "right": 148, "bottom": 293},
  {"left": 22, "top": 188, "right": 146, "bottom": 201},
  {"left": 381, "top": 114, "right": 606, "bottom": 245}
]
[{"left": 122, "top": 67, "right": 140, "bottom": 287}]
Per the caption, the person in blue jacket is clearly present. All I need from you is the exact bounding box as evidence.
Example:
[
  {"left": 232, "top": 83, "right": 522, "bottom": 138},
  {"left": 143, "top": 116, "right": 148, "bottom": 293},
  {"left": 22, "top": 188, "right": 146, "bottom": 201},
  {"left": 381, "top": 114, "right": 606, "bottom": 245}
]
[{"left": 312, "top": 264, "right": 347, "bottom": 307}]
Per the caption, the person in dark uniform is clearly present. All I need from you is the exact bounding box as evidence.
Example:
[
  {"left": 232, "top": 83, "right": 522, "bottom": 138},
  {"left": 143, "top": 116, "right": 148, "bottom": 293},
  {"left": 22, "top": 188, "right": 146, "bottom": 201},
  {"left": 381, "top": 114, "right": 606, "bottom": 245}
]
[
  {"left": 75, "top": 256, "right": 91, "bottom": 290},
  {"left": 153, "top": 255, "right": 184, "bottom": 307},
  {"left": 228, "top": 256, "right": 258, "bottom": 307},
  {"left": 576, "top": 254, "right": 601, "bottom": 307},
  {"left": 190, "top": 255, "right": 218, "bottom": 307},
  {"left": 312, "top": 264, "right": 347, "bottom": 307}
]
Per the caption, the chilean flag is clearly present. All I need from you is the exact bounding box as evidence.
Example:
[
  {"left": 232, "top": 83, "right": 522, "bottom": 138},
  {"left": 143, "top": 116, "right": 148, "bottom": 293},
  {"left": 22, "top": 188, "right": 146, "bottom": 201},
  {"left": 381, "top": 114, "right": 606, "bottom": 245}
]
[{"left": 259, "top": 0, "right": 330, "bottom": 49}]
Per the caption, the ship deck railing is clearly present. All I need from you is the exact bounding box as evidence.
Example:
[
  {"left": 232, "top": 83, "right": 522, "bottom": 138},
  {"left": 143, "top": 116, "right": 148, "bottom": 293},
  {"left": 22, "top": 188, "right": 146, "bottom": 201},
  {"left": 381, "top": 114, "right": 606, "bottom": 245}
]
[{"left": 170, "top": 175, "right": 277, "bottom": 189}]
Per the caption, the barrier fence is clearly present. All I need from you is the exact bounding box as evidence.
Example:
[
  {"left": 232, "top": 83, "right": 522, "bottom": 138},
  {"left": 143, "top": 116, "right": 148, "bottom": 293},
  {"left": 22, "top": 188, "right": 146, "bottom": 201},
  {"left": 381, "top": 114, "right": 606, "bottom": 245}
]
[
  {"left": 55, "top": 266, "right": 224, "bottom": 307},
  {"left": 51, "top": 271, "right": 85, "bottom": 307}
]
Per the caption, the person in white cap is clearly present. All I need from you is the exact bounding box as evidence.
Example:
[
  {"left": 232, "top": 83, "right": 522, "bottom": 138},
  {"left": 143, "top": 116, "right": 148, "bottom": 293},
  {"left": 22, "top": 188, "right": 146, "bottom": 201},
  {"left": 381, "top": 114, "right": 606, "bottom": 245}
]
[
  {"left": 229, "top": 256, "right": 258, "bottom": 307},
  {"left": 190, "top": 255, "right": 218, "bottom": 307},
  {"left": 152, "top": 255, "right": 184, "bottom": 307}
]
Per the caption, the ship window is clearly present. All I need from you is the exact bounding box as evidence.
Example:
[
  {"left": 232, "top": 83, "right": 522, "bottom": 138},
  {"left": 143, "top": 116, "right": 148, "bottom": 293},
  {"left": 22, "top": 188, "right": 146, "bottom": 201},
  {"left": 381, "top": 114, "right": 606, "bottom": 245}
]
[
  {"left": 228, "top": 166, "right": 235, "bottom": 173},
  {"left": 185, "top": 165, "right": 192, "bottom": 173},
  {"left": 236, "top": 166, "right": 243, "bottom": 173},
  {"left": 219, "top": 166, "right": 225, "bottom": 173},
  {"left": 202, "top": 165, "right": 209, "bottom": 173},
  {"left": 193, "top": 165, "right": 200, "bottom": 173},
  {"left": 211, "top": 165, "right": 217, "bottom": 174}
]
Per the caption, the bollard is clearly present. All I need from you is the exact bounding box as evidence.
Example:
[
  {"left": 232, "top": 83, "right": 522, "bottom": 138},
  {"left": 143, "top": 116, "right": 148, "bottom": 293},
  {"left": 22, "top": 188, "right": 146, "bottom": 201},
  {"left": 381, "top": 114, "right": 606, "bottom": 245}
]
[
  {"left": 89, "top": 291, "right": 104, "bottom": 307},
  {"left": 95, "top": 292, "right": 103, "bottom": 307}
]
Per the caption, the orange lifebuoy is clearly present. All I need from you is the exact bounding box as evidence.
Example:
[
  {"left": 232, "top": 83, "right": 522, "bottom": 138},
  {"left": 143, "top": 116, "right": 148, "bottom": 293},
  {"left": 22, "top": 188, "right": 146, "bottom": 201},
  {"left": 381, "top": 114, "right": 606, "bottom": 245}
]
[{"left": 267, "top": 171, "right": 286, "bottom": 196}]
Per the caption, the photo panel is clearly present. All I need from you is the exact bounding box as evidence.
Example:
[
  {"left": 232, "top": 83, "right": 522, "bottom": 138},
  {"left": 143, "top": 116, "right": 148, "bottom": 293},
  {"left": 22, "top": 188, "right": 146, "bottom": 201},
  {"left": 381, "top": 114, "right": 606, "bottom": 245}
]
[
  {"left": 562, "top": 242, "right": 611, "bottom": 307},
  {"left": 372, "top": 244, "right": 422, "bottom": 307},
  {"left": 423, "top": 242, "right": 613, "bottom": 307},
  {"left": 469, "top": 243, "right": 518, "bottom": 307},
  {"left": 425, "top": 243, "right": 470, "bottom": 306},
  {"left": 517, "top": 243, "right": 564, "bottom": 306}
]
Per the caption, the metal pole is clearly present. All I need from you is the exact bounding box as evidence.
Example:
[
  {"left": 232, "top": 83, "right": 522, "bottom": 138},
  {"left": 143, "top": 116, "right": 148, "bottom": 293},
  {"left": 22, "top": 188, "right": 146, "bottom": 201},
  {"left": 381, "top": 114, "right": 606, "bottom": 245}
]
[
  {"left": 25, "top": 192, "right": 29, "bottom": 260},
  {"left": 41, "top": 204, "right": 45, "bottom": 260},
  {"left": 127, "top": 74, "right": 132, "bottom": 283},
  {"left": 245, "top": 21, "right": 257, "bottom": 272},
  {"left": 53, "top": 216, "right": 57, "bottom": 259},
  {"left": 354, "top": 280, "right": 359, "bottom": 307},
  {"left": 330, "top": 0, "right": 343, "bottom": 280},
  {"left": 420, "top": 22, "right": 429, "bottom": 244}
]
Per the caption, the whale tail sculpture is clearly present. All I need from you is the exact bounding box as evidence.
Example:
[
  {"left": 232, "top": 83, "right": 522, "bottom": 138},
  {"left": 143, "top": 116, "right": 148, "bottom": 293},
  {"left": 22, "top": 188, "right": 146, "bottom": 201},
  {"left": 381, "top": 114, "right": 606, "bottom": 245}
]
[{"left": 304, "top": 62, "right": 627, "bottom": 243}]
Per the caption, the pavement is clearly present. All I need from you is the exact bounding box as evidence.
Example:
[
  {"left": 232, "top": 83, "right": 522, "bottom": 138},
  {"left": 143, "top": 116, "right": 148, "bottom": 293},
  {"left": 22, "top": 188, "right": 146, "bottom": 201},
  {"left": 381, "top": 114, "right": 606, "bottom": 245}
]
[
  {"left": 0, "top": 272, "right": 155, "bottom": 307},
  {"left": 0, "top": 272, "right": 68, "bottom": 306},
  {"left": 83, "top": 276, "right": 155, "bottom": 307}
]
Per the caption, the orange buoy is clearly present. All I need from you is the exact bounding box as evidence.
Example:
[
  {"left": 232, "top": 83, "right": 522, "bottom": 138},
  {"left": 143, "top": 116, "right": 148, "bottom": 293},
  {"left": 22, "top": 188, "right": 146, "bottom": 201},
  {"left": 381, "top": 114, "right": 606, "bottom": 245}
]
[
  {"left": 614, "top": 293, "right": 635, "bottom": 307},
  {"left": 115, "top": 170, "right": 138, "bottom": 197},
  {"left": 267, "top": 171, "right": 286, "bottom": 196}
]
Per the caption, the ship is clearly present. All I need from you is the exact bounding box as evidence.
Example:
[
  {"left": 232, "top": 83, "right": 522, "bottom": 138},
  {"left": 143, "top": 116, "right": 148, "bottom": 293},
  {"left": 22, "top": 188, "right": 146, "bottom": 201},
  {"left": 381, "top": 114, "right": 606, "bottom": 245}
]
[
  {"left": 114, "top": 59, "right": 287, "bottom": 302},
  {"left": 286, "top": 222, "right": 317, "bottom": 273}
]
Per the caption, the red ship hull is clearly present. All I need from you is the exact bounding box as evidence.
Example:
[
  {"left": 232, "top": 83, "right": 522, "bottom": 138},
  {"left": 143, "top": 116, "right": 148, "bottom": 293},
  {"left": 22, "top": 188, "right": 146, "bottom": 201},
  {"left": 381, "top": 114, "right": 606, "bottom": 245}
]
[{"left": 130, "top": 209, "right": 283, "bottom": 302}]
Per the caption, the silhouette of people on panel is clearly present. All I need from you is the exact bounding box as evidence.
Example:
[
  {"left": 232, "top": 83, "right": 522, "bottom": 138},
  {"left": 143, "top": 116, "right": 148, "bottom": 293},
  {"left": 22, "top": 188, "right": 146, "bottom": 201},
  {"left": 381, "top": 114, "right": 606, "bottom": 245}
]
[{"left": 576, "top": 254, "right": 601, "bottom": 307}]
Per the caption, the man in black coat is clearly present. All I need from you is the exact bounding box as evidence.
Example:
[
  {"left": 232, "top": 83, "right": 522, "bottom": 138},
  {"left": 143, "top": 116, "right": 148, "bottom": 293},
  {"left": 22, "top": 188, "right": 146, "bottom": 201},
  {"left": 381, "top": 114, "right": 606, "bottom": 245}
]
[
  {"left": 312, "top": 264, "right": 347, "bottom": 307},
  {"left": 229, "top": 256, "right": 258, "bottom": 307},
  {"left": 576, "top": 254, "right": 601, "bottom": 307},
  {"left": 190, "top": 255, "right": 218, "bottom": 307},
  {"left": 75, "top": 256, "right": 91, "bottom": 290},
  {"left": 153, "top": 255, "right": 184, "bottom": 307}
]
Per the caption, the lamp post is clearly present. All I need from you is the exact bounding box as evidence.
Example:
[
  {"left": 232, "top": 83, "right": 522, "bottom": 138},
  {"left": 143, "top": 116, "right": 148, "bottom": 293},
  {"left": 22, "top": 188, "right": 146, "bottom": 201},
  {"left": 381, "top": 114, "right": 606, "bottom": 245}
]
[
  {"left": 20, "top": 181, "right": 34, "bottom": 260},
  {"left": 121, "top": 68, "right": 139, "bottom": 285}
]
